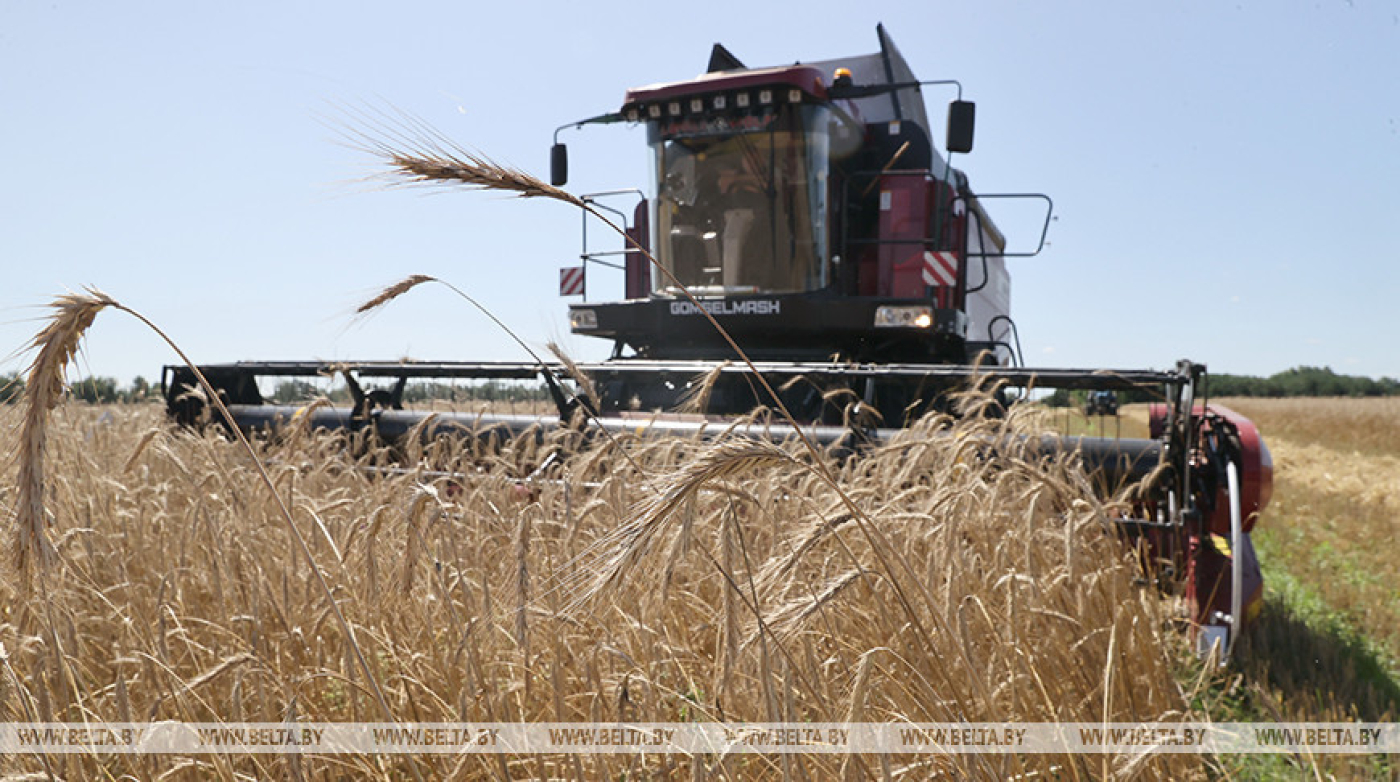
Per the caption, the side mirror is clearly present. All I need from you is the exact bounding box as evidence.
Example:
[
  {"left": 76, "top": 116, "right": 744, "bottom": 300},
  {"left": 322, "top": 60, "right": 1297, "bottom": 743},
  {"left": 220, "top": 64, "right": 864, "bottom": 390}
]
[
  {"left": 550, "top": 143, "right": 569, "bottom": 187},
  {"left": 946, "top": 100, "right": 975, "bottom": 154}
]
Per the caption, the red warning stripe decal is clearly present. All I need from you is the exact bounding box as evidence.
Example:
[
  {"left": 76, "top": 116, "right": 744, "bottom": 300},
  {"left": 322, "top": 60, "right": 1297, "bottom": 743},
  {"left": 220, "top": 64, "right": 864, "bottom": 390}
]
[
  {"left": 921, "top": 251, "right": 958, "bottom": 287},
  {"left": 559, "top": 266, "right": 584, "bottom": 296}
]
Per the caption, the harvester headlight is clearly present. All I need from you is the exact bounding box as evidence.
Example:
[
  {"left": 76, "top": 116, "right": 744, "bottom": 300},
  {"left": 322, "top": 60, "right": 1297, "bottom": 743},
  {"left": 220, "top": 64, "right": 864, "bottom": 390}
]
[
  {"left": 874, "top": 306, "right": 934, "bottom": 328},
  {"left": 570, "top": 309, "right": 598, "bottom": 330}
]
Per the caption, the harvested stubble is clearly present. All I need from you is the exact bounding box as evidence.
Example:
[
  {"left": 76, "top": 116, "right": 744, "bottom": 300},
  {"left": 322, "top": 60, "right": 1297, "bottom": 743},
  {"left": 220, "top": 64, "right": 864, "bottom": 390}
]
[
  {"left": 1220, "top": 397, "right": 1400, "bottom": 729},
  {"left": 1, "top": 398, "right": 1209, "bottom": 780}
]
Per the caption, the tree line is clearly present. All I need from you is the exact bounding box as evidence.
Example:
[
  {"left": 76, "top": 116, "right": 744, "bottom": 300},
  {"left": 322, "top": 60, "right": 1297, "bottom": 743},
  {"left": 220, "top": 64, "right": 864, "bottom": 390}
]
[
  {"left": 0, "top": 373, "right": 549, "bottom": 405},
  {"left": 1207, "top": 366, "right": 1400, "bottom": 397},
  {"left": 1, "top": 373, "right": 157, "bottom": 404},
  {"left": 1044, "top": 365, "right": 1399, "bottom": 407}
]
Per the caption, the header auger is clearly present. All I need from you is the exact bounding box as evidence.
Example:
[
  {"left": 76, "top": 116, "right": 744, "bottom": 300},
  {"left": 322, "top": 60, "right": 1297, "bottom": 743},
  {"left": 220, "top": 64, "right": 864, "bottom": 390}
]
[{"left": 163, "top": 25, "right": 1271, "bottom": 658}]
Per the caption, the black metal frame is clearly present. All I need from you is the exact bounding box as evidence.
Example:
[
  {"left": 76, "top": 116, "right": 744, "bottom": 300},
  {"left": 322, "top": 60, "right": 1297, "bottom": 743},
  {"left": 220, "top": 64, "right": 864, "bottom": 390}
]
[
  {"left": 166, "top": 356, "right": 1255, "bottom": 639},
  {"left": 163, "top": 357, "right": 1201, "bottom": 459}
]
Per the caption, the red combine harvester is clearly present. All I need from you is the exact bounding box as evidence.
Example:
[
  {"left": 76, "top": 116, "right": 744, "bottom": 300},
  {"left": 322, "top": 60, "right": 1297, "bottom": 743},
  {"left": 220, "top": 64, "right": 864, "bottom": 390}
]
[{"left": 163, "top": 26, "right": 1272, "bottom": 656}]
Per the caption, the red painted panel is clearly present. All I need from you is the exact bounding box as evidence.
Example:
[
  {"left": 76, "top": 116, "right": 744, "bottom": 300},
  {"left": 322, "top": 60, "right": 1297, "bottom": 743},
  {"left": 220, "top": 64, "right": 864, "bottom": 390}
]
[
  {"left": 625, "top": 200, "right": 650, "bottom": 299},
  {"left": 877, "top": 174, "right": 941, "bottom": 298}
]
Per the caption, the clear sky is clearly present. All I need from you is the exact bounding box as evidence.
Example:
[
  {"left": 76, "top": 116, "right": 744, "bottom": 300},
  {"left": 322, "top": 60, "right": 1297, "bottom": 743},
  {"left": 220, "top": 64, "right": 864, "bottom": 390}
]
[{"left": 3, "top": 1, "right": 1397, "bottom": 387}]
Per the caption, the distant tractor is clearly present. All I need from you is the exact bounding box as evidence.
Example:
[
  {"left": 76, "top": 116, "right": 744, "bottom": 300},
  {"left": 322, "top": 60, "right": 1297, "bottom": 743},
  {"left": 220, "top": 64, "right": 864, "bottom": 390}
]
[{"left": 1085, "top": 389, "right": 1119, "bottom": 416}]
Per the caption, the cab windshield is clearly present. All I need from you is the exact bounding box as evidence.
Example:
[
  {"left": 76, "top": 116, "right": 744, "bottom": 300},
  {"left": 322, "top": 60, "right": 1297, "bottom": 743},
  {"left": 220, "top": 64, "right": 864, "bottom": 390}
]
[{"left": 649, "top": 104, "right": 831, "bottom": 295}]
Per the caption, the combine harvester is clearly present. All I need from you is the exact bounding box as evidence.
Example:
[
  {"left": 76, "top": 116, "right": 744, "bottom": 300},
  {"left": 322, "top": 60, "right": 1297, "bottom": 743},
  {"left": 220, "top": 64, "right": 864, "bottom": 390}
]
[{"left": 162, "top": 26, "right": 1271, "bottom": 656}]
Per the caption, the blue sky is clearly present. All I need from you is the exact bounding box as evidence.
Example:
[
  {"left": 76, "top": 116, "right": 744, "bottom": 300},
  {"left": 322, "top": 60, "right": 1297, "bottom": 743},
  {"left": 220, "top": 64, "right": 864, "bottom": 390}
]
[{"left": 3, "top": 1, "right": 1397, "bottom": 386}]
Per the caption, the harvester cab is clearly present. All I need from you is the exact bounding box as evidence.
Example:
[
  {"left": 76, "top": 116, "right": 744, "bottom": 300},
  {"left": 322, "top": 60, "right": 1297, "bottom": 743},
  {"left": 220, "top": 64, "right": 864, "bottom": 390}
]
[
  {"left": 545, "top": 25, "right": 1051, "bottom": 422},
  {"left": 555, "top": 25, "right": 1042, "bottom": 380}
]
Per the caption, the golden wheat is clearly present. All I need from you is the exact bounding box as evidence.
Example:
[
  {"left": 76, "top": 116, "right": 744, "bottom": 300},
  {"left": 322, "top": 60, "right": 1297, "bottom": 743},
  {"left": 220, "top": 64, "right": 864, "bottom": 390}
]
[
  {"left": 10, "top": 289, "right": 115, "bottom": 586},
  {"left": 0, "top": 393, "right": 1215, "bottom": 779}
]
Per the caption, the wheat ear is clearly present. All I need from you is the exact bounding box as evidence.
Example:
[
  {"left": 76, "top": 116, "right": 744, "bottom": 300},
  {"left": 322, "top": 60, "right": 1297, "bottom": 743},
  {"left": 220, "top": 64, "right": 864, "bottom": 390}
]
[
  {"left": 10, "top": 289, "right": 115, "bottom": 586},
  {"left": 10, "top": 289, "right": 423, "bottom": 782}
]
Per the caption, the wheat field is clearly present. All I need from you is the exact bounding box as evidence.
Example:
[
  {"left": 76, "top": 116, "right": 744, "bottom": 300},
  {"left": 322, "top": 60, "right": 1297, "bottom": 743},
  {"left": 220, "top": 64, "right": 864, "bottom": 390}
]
[
  {"left": 0, "top": 388, "right": 1214, "bottom": 780},
  {"left": 5, "top": 122, "right": 1392, "bottom": 780}
]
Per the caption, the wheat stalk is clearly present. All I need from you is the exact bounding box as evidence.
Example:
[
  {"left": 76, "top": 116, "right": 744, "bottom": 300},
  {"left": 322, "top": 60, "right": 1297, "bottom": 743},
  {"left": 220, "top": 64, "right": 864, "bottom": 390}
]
[
  {"left": 714, "top": 508, "right": 739, "bottom": 711},
  {"left": 357, "top": 273, "right": 435, "bottom": 316},
  {"left": 121, "top": 427, "right": 162, "bottom": 474},
  {"left": 357, "top": 275, "right": 564, "bottom": 402},
  {"left": 342, "top": 108, "right": 583, "bottom": 207},
  {"left": 7, "top": 288, "right": 423, "bottom": 782},
  {"left": 400, "top": 488, "right": 436, "bottom": 597},
  {"left": 678, "top": 360, "right": 730, "bottom": 416},
  {"left": 547, "top": 340, "right": 599, "bottom": 410},
  {"left": 745, "top": 569, "right": 867, "bottom": 649},
  {"left": 564, "top": 438, "right": 794, "bottom": 611},
  {"left": 182, "top": 652, "right": 256, "bottom": 695},
  {"left": 10, "top": 288, "right": 116, "bottom": 586},
  {"left": 514, "top": 507, "right": 532, "bottom": 657}
]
